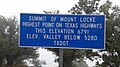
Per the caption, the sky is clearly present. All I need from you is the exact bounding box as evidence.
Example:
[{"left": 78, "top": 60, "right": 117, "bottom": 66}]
[
  {"left": 0, "top": 0, "right": 120, "bottom": 67},
  {"left": 0, "top": 0, "right": 78, "bottom": 18}
]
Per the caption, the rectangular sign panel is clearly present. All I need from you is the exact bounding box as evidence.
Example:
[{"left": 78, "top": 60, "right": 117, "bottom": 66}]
[{"left": 20, "top": 13, "right": 105, "bottom": 49}]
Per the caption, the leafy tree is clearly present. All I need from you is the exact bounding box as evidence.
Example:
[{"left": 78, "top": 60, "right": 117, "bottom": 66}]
[
  {"left": 30, "top": 58, "right": 46, "bottom": 67},
  {"left": 68, "top": 0, "right": 100, "bottom": 14},
  {"left": 0, "top": 16, "right": 39, "bottom": 67},
  {"left": 69, "top": 0, "right": 120, "bottom": 67},
  {"left": 72, "top": 57, "right": 88, "bottom": 67},
  {"left": 0, "top": 15, "right": 8, "bottom": 67},
  {"left": 101, "top": 5, "right": 120, "bottom": 67}
]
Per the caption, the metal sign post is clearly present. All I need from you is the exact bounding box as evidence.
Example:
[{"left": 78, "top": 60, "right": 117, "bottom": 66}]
[{"left": 59, "top": 48, "right": 63, "bottom": 67}]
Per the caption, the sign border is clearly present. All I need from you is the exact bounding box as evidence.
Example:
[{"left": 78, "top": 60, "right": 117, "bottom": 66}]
[{"left": 19, "top": 13, "right": 106, "bottom": 50}]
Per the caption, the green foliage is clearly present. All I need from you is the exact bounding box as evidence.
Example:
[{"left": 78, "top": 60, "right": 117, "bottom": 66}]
[
  {"left": 69, "top": 0, "right": 120, "bottom": 67},
  {"left": 72, "top": 60, "right": 88, "bottom": 67},
  {"left": 0, "top": 16, "right": 38, "bottom": 67},
  {"left": 68, "top": 0, "right": 100, "bottom": 14},
  {"left": 30, "top": 58, "right": 46, "bottom": 67},
  {"left": 101, "top": 1, "right": 120, "bottom": 67},
  {"left": 2, "top": 64, "right": 28, "bottom": 67}
]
